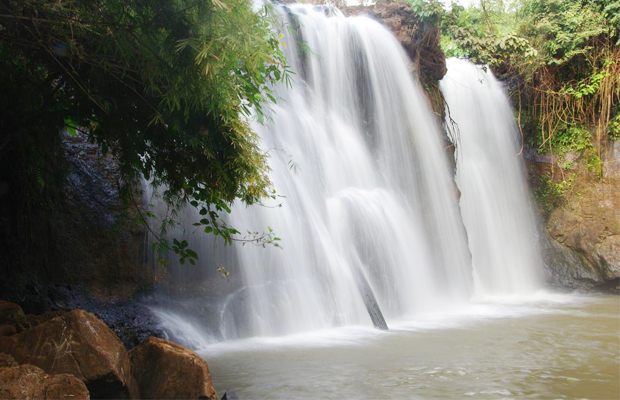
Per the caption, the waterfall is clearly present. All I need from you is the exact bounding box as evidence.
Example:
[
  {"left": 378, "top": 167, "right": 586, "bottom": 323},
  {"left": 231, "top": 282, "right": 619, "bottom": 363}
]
[
  {"left": 440, "top": 58, "right": 544, "bottom": 297},
  {"left": 148, "top": 5, "right": 474, "bottom": 342}
]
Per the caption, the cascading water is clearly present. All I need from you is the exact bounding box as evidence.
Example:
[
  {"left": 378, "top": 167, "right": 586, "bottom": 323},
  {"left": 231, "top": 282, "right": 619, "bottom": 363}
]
[
  {"left": 440, "top": 58, "right": 544, "bottom": 297},
  {"left": 148, "top": 4, "right": 474, "bottom": 343},
  {"left": 140, "top": 11, "right": 620, "bottom": 400}
]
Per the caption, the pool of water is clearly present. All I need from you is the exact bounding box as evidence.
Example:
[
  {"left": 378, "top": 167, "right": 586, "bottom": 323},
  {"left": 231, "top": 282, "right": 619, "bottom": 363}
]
[{"left": 199, "top": 293, "right": 619, "bottom": 399}]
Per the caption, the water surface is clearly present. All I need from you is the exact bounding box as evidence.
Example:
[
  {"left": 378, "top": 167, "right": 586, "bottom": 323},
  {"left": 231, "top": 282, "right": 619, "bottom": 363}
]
[{"left": 203, "top": 294, "right": 619, "bottom": 399}]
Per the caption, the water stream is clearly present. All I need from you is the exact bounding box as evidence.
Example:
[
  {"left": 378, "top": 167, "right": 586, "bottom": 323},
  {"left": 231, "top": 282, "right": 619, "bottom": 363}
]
[
  {"left": 149, "top": 4, "right": 472, "bottom": 339},
  {"left": 440, "top": 58, "right": 544, "bottom": 298}
]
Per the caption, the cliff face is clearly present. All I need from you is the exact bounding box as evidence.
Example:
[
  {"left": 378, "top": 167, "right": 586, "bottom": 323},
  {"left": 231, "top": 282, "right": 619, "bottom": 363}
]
[
  {"left": 0, "top": 131, "right": 151, "bottom": 303},
  {"left": 526, "top": 141, "right": 620, "bottom": 290}
]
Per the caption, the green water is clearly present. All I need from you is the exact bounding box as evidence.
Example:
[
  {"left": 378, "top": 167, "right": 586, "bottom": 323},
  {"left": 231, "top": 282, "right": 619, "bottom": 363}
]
[{"left": 204, "top": 294, "right": 619, "bottom": 399}]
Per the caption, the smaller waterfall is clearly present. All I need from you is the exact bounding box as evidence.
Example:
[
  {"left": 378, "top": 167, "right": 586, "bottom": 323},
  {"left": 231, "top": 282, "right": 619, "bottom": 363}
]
[{"left": 441, "top": 58, "right": 544, "bottom": 297}]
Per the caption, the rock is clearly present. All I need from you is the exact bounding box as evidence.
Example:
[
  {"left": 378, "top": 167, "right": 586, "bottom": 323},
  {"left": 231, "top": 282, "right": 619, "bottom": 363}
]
[
  {"left": 0, "top": 364, "right": 90, "bottom": 400},
  {"left": 0, "top": 325, "right": 16, "bottom": 337},
  {"left": 546, "top": 175, "right": 620, "bottom": 284},
  {"left": 0, "top": 310, "right": 138, "bottom": 399},
  {"left": 527, "top": 141, "right": 620, "bottom": 290},
  {"left": 0, "top": 353, "right": 18, "bottom": 367},
  {"left": 540, "top": 232, "right": 603, "bottom": 290},
  {"left": 603, "top": 139, "right": 620, "bottom": 179},
  {"left": 16, "top": 310, "right": 68, "bottom": 333},
  {"left": 0, "top": 301, "right": 24, "bottom": 326},
  {"left": 129, "top": 337, "right": 217, "bottom": 400}
]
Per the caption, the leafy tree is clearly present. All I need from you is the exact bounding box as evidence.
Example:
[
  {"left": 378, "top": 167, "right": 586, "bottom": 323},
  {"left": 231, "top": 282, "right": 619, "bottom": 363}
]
[{"left": 0, "top": 0, "right": 289, "bottom": 262}]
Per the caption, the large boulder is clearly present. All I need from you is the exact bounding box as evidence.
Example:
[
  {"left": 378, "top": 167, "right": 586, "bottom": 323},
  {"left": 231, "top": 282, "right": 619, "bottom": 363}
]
[
  {"left": 540, "top": 232, "right": 604, "bottom": 290},
  {"left": 0, "top": 364, "right": 90, "bottom": 400},
  {"left": 129, "top": 337, "right": 217, "bottom": 400},
  {"left": 0, "top": 310, "right": 138, "bottom": 399}
]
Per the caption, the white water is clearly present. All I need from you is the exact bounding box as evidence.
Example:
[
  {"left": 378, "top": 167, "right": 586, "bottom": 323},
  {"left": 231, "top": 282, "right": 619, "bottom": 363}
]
[
  {"left": 148, "top": 4, "right": 474, "bottom": 341},
  {"left": 440, "top": 58, "right": 544, "bottom": 298},
  {"left": 221, "top": 5, "right": 475, "bottom": 337},
  {"left": 142, "top": 11, "right": 620, "bottom": 400}
]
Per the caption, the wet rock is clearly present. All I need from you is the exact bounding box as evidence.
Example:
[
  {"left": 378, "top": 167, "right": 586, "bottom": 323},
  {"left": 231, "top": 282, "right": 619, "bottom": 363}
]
[
  {"left": 0, "top": 310, "right": 138, "bottom": 399},
  {"left": 0, "top": 325, "right": 16, "bottom": 337},
  {"left": 0, "top": 353, "right": 18, "bottom": 367},
  {"left": 130, "top": 337, "right": 217, "bottom": 400},
  {"left": 0, "top": 301, "right": 24, "bottom": 326},
  {"left": 2, "top": 282, "right": 165, "bottom": 349},
  {"left": 540, "top": 232, "right": 603, "bottom": 290},
  {"left": 0, "top": 364, "right": 90, "bottom": 400}
]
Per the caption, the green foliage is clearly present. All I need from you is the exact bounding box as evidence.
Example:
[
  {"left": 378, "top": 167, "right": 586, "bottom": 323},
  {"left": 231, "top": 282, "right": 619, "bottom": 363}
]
[
  {"left": 440, "top": 0, "right": 535, "bottom": 64},
  {"left": 440, "top": 0, "right": 619, "bottom": 181},
  {"left": 408, "top": 0, "right": 444, "bottom": 24},
  {"left": 562, "top": 66, "right": 612, "bottom": 99},
  {"left": 551, "top": 125, "right": 592, "bottom": 155},
  {"left": 519, "top": 0, "right": 609, "bottom": 66},
  {"left": 0, "top": 0, "right": 290, "bottom": 263},
  {"left": 587, "top": 154, "right": 603, "bottom": 178},
  {"left": 534, "top": 173, "right": 566, "bottom": 219}
]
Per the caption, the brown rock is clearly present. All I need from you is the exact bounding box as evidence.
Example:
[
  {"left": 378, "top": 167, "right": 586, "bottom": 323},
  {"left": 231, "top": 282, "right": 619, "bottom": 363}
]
[
  {"left": 0, "top": 353, "right": 18, "bottom": 367},
  {"left": 0, "top": 310, "right": 138, "bottom": 399},
  {"left": 527, "top": 143, "right": 620, "bottom": 289},
  {"left": 16, "top": 310, "right": 68, "bottom": 333},
  {"left": 0, "top": 325, "right": 16, "bottom": 337},
  {"left": 547, "top": 175, "right": 620, "bottom": 283},
  {"left": 130, "top": 337, "right": 217, "bottom": 400},
  {"left": 0, "top": 364, "right": 90, "bottom": 400},
  {"left": 0, "top": 301, "right": 24, "bottom": 326}
]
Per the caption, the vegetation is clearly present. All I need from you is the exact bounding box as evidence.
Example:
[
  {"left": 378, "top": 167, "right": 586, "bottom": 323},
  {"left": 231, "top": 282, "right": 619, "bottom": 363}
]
[
  {"left": 0, "top": 0, "right": 289, "bottom": 264},
  {"left": 438, "top": 0, "right": 619, "bottom": 158},
  {"left": 404, "top": 0, "right": 618, "bottom": 216}
]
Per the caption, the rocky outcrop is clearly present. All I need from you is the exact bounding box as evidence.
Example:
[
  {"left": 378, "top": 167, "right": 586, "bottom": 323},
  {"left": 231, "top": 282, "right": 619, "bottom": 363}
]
[
  {"left": 0, "top": 130, "right": 151, "bottom": 304},
  {"left": 0, "top": 310, "right": 138, "bottom": 399},
  {"left": 129, "top": 337, "right": 217, "bottom": 400},
  {"left": 0, "top": 364, "right": 90, "bottom": 400},
  {"left": 545, "top": 176, "right": 620, "bottom": 288},
  {"left": 540, "top": 232, "right": 608, "bottom": 290},
  {"left": 527, "top": 143, "right": 620, "bottom": 290},
  {"left": 0, "top": 304, "right": 220, "bottom": 400}
]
